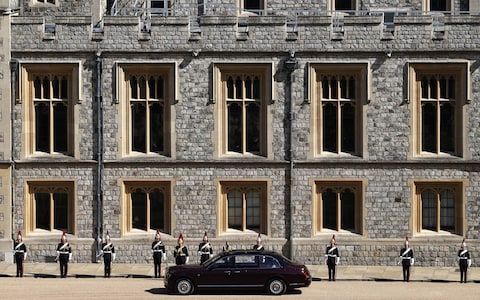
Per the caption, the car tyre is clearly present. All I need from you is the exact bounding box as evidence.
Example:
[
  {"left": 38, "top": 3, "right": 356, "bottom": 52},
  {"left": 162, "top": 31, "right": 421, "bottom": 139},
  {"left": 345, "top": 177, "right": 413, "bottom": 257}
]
[
  {"left": 176, "top": 278, "right": 194, "bottom": 295},
  {"left": 267, "top": 278, "right": 286, "bottom": 295}
]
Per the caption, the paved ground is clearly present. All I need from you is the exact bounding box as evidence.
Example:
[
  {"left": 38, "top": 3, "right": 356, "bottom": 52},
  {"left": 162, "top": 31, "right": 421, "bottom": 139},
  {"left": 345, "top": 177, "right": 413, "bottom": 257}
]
[
  {"left": 0, "top": 262, "right": 478, "bottom": 282},
  {"left": 0, "top": 263, "right": 479, "bottom": 299}
]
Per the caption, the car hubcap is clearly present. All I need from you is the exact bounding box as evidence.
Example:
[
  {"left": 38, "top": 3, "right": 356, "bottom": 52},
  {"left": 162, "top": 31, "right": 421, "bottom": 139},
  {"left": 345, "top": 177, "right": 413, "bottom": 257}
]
[
  {"left": 271, "top": 281, "right": 282, "bottom": 293},
  {"left": 178, "top": 281, "right": 190, "bottom": 294}
]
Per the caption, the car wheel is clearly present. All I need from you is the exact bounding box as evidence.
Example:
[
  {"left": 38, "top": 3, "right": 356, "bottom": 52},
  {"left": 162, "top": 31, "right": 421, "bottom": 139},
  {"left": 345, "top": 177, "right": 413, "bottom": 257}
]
[
  {"left": 176, "top": 278, "right": 194, "bottom": 295},
  {"left": 267, "top": 278, "right": 286, "bottom": 295}
]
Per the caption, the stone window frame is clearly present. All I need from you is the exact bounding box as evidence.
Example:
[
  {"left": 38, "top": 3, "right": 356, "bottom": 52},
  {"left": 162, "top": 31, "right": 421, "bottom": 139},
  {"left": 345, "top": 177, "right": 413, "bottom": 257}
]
[
  {"left": 216, "top": 179, "right": 270, "bottom": 235},
  {"left": 407, "top": 62, "right": 469, "bottom": 159},
  {"left": 120, "top": 180, "right": 173, "bottom": 236},
  {"left": 19, "top": 62, "right": 81, "bottom": 159},
  {"left": 311, "top": 179, "right": 366, "bottom": 236},
  {"left": 410, "top": 179, "right": 467, "bottom": 236},
  {"left": 212, "top": 63, "right": 274, "bottom": 159},
  {"left": 24, "top": 180, "right": 76, "bottom": 236},
  {"left": 308, "top": 62, "right": 369, "bottom": 159},
  {"left": 116, "top": 62, "right": 177, "bottom": 159}
]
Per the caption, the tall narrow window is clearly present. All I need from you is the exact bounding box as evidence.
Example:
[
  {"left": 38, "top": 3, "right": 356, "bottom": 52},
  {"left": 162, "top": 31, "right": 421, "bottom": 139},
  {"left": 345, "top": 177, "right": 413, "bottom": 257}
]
[
  {"left": 316, "top": 182, "right": 362, "bottom": 234},
  {"left": 124, "top": 182, "right": 171, "bottom": 234},
  {"left": 121, "top": 64, "right": 174, "bottom": 157},
  {"left": 420, "top": 75, "right": 455, "bottom": 154},
  {"left": 27, "top": 182, "right": 75, "bottom": 234},
  {"left": 219, "top": 182, "right": 267, "bottom": 234},
  {"left": 150, "top": 0, "right": 173, "bottom": 15},
  {"left": 227, "top": 188, "right": 260, "bottom": 231},
  {"left": 32, "top": 74, "right": 71, "bottom": 155},
  {"left": 226, "top": 75, "right": 261, "bottom": 154},
  {"left": 312, "top": 64, "right": 365, "bottom": 157},
  {"left": 429, "top": 0, "right": 450, "bottom": 11},
  {"left": 241, "top": 0, "right": 264, "bottom": 14},
  {"left": 411, "top": 64, "right": 465, "bottom": 158},
  {"left": 415, "top": 183, "right": 463, "bottom": 235},
  {"left": 335, "top": 0, "right": 356, "bottom": 10},
  {"left": 215, "top": 64, "right": 271, "bottom": 158}
]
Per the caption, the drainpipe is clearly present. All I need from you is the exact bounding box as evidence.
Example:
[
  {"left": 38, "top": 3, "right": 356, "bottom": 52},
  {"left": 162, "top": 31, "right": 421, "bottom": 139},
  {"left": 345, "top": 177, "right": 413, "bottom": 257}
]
[
  {"left": 95, "top": 52, "right": 103, "bottom": 261},
  {"left": 284, "top": 52, "right": 298, "bottom": 259},
  {"left": 9, "top": 58, "right": 18, "bottom": 264}
]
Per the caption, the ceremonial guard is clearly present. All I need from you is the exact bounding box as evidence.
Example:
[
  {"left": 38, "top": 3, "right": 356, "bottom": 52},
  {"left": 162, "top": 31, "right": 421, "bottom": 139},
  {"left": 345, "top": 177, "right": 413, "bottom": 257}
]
[
  {"left": 198, "top": 231, "right": 213, "bottom": 264},
  {"left": 173, "top": 233, "right": 189, "bottom": 265},
  {"left": 101, "top": 231, "right": 116, "bottom": 278},
  {"left": 399, "top": 236, "right": 414, "bottom": 282},
  {"left": 325, "top": 235, "right": 340, "bottom": 281},
  {"left": 457, "top": 238, "right": 472, "bottom": 283},
  {"left": 56, "top": 231, "right": 72, "bottom": 278},
  {"left": 13, "top": 231, "right": 27, "bottom": 277},
  {"left": 253, "top": 233, "right": 264, "bottom": 251},
  {"left": 152, "top": 230, "right": 166, "bottom": 278}
]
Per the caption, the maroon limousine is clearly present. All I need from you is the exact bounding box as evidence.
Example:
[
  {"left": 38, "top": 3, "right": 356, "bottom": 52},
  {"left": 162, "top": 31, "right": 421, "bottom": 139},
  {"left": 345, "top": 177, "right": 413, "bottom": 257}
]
[{"left": 164, "top": 249, "right": 312, "bottom": 295}]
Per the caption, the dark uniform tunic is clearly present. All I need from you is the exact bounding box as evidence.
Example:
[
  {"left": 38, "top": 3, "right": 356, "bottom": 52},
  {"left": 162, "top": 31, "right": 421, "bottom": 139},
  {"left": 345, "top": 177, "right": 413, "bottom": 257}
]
[
  {"left": 173, "top": 245, "right": 189, "bottom": 265},
  {"left": 101, "top": 242, "right": 115, "bottom": 278},
  {"left": 13, "top": 241, "right": 27, "bottom": 277},
  {"left": 457, "top": 249, "right": 471, "bottom": 283},
  {"left": 56, "top": 242, "right": 72, "bottom": 278},
  {"left": 400, "top": 247, "right": 414, "bottom": 282},
  {"left": 325, "top": 246, "right": 339, "bottom": 281},
  {"left": 152, "top": 240, "right": 166, "bottom": 278},
  {"left": 198, "top": 242, "right": 213, "bottom": 264}
]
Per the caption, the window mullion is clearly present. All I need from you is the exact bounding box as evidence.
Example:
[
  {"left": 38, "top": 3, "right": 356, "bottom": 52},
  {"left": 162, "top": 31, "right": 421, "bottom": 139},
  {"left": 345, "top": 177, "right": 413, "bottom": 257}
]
[
  {"left": 50, "top": 193, "right": 54, "bottom": 231},
  {"left": 242, "top": 99, "right": 247, "bottom": 154},
  {"left": 436, "top": 192, "right": 441, "bottom": 232},
  {"left": 337, "top": 191, "right": 341, "bottom": 231},
  {"left": 146, "top": 192, "right": 151, "bottom": 230},
  {"left": 242, "top": 192, "right": 247, "bottom": 231},
  {"left": 337, "top": 100, "right": 342, "bottom": 154},
  {"left": 436, "top": 99, "right": 441, "bottom": 154},
  {"left": 49, "top": 100, "right": 54, "bottom": 154},
  {"left": 146, "top": 102, "right": 151, "bottom": 153}
]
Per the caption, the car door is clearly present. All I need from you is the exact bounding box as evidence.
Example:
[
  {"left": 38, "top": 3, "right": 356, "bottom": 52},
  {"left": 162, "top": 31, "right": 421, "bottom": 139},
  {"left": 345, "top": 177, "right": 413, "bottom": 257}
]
[
  {"left": 231, "top": 254, "right": 265, "bottom": 288},
  {"left": 195, "top": 255, "right": 238, "bottom": 288}
]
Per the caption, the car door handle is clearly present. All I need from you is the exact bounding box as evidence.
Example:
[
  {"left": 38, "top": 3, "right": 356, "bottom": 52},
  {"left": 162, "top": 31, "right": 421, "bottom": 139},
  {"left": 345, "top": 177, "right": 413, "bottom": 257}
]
[
  {"left": 233, "top": 270, "right": 241, "bottom": 274},
  {"left": 224, "top": 271, "right": 231, "bottom": 275}
]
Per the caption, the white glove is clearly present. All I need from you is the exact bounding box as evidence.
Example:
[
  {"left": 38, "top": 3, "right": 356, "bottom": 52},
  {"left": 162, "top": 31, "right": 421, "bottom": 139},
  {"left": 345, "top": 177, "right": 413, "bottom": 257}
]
[
  {"left": 468, "top": 259, "right": 472, "bottom": 267},
  {"left": 335, "top": 257, "right": 340, "bottom": 265},
  {"left": 69, "top": 253, "right": 73, "bottom": 261},
  {"left": 209, "top": 254, "right": 212, "bottom": 259},
  {"left": 162, "top": 253, "right": 166, "bottom": 261},
  {"left": 186, "top": 257, "right": 189, "bottom": 264},
  {"left": 457, "top": 256, "right": 460, "bottom": 262},
  {"left": 112, "top": 253, "right": 116, "bottom": 261},
  {"left": 410, "top": 258, "right": 414, "bottom": 265},
  {"left": 23, "top": 253, "right": 27, "bottom": 260}
]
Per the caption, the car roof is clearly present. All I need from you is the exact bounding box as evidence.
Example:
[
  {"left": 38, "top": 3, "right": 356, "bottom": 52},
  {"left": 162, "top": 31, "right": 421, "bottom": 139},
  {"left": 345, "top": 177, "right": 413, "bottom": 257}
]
[{"left": 218, "top": 249, "right": 282, "bottom": 257}]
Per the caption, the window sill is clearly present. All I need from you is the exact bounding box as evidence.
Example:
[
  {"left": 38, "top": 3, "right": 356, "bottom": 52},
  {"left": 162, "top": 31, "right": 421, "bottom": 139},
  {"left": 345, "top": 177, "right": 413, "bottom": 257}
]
[
  {"left": 414, "top": 230, "right": 459, "bottom": 237},
  {"left": 27, "top": 229, "right": 72, "bottom": 237}
]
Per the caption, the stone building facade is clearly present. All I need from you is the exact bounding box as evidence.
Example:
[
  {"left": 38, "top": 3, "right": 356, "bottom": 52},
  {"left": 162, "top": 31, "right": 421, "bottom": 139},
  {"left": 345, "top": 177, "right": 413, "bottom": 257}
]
[{"left": 0, "top": 0, "right": 479, "bottom": 267}]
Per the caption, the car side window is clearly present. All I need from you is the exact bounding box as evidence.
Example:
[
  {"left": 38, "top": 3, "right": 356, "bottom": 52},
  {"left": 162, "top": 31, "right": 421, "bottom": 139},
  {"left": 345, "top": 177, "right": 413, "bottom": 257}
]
[
  {"left": 259, "top": 256, "right": 280, "bottom": 268},
  {"left": 210, "top": 257, "right": 230, "bottom": 269},
  {"left": 235, "top": 254, "right": 258, "bottom": 268}
]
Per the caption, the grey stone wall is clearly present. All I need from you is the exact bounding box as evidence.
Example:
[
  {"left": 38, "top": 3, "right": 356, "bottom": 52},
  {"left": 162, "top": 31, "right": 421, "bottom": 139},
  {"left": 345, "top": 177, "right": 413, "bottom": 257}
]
[{"left": 6, "top": 1, "right": 480, "bottom": 264}]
